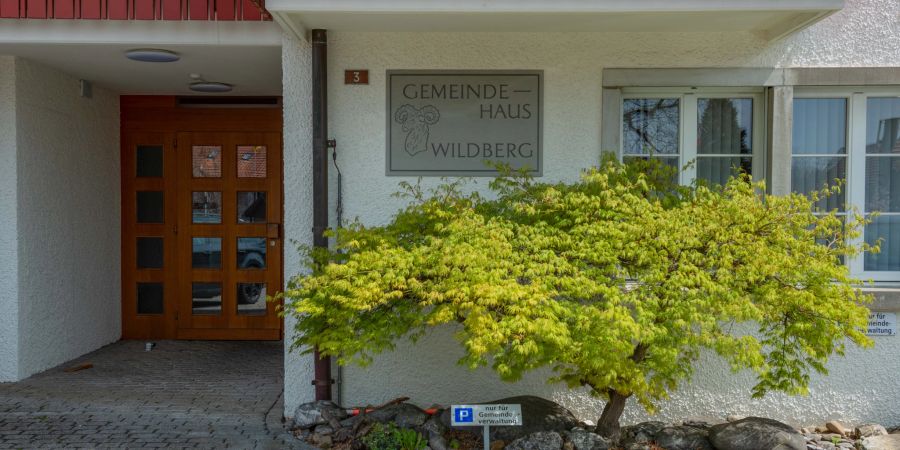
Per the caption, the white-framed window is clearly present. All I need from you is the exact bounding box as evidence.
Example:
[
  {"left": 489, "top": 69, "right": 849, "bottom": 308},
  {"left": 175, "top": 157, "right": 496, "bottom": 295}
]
[
  {"left": 793, "top": 87, "right": 900, "bottom": 281},
  {"left": 620, "top": 88, "right": 766, "bottom": 186}
]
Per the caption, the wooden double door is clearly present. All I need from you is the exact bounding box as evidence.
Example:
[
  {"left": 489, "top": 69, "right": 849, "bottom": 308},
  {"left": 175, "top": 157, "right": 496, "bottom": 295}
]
[{"left": 123, "top": 129, "right": 283, "bottom": 340}]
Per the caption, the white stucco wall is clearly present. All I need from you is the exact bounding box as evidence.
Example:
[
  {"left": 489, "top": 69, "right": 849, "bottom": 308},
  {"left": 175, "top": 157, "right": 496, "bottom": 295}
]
[
  {"left": 282, "top": 0, "right": 900, "bottom": 426},
  {"left": 0, "top": 56, "right": 19, "bottom": 382},
  {"left": 14, "top": 58, "right": 121, "bottom": 379},
  {"left": 282, "top": 33, "right": 318, "bottom": 412}
]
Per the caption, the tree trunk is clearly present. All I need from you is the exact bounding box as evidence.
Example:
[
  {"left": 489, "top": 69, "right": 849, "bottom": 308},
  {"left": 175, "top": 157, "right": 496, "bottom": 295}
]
[{"left": 595, "top": 390, "right": 630, "bottom": 439}]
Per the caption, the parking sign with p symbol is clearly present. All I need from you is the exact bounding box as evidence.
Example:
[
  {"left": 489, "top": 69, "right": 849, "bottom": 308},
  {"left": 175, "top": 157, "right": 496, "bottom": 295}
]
[{"left": 453, "top": 407, "right": 474, "bottom": 424}]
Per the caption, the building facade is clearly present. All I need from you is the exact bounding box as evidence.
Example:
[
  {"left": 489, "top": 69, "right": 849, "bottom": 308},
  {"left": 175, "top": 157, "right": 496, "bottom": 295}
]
[{"left": 1, "top": 0, "right": 899, "bottom": 429}]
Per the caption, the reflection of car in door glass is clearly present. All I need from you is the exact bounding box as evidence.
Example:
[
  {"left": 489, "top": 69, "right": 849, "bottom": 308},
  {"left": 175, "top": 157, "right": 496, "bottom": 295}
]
[
  {"left": 191, "top": 283, "right": 221, "bottom": 303},
  {"left": 239, "top": 283, "right": 264, "bottom": 306},
  {"left": 238, "top": 238, "right": 266, "bottom": 271},
  {"left": 237, "top": 238, "right": 266, "bottom": 304},
  {"left": 238, "top": 192, "right": 266, "bottom": 223},
  {"left": 192, "top": 238, "right": 221, "bottom": 268}
]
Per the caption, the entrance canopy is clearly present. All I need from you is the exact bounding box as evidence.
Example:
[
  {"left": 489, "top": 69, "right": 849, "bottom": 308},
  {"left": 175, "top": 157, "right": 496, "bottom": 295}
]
[
  {"left": 0, "top": 21, "right": 281, "bottom": 94},
  {"left": 267, "top": 0, "right": 844, "bottom": 41}
]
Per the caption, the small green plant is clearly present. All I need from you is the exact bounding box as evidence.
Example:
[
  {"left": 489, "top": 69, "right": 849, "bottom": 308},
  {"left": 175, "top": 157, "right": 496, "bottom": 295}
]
[
  {"left": 831, "top": 435, "right": 841, "bottom": 445},
  {"left": 396, "top": 427, "right": 428, "bottom": 450},
  {"left": 362, "top": 423, "right": 427, "bottom": 450},
  {"left": 449, "top": 438, "right": 461, "bottom": 449},
  {"left": 362, "top": 423, "right": 400, "bottom": 450}
]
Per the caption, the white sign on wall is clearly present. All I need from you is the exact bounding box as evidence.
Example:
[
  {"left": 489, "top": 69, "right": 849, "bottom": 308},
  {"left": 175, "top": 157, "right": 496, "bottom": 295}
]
[
  {"left": 451, "top": 404, "right": 523, "bottom": 426},
  {"left": 867, "top": 312, "right": 897, "bottom": 336}
]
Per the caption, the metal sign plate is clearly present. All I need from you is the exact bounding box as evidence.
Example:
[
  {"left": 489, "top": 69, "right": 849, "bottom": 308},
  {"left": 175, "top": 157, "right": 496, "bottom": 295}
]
[
  {"left": 451, "top": 404, "right": 523, "bottom": 426},
  {"left": 386, "top": 70, "right": 543, "bottom": 176},
  {"left": 867, "top": 312, "right": 897, "bottom": 336}
]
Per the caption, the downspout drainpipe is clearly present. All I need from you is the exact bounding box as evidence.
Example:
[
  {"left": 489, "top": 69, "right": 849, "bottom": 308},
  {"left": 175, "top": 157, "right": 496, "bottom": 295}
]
[{"left": 311, "top": 28, "right": 332, "bottom": 402}]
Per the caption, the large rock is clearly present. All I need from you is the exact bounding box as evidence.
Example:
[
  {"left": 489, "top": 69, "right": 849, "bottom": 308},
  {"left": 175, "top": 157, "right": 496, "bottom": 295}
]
[
  {"left": 858, "top": 424, "right": 889, "bottom": 438},
  {"left": 654, "top": 425, "right": 713, "bottom": 450},
  {"left": 366, "top": 403, "right": 424, "bottom": 424},
  {"left": 618, "top": 421, "right": 666, "bottom": 447},
  {"left": 338, "top": 402, "right": 428, "bottom": 429},
  {"left": 861, "top": 434, "right": 900, "bottom": 450},
  {"left": 423, "top": 414, "right": 450, "bottom": 450},
  {"left": 292, "top": 400, "right": 348, "bottom": 429},
  {"left": 566, "top": 428, "right": 611, "bottom": 450},
  {"left": 708, "top": 417, "right": 806, "bottom": 450},
  {"left": 392, "top": 403, "right": 429, "bottom": 428},
  {"left": 506, "top": 431, "right": 564, "bottom": 450},
  {"left": 826, "top": 421, "right": 849, "bottom": 436},
  {"left": 440, "top": 396, "right": 582, "bottom": 442},
  {"left": 681, "top": 416, "right": 726, "bottom": 430},
  {"left": 623, "top": 444, "right": 658, "bottom": 450}
]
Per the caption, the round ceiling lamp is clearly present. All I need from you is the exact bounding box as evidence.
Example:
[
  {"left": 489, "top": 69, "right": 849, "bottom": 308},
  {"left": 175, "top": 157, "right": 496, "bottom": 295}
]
[
  {"left": 125, "top": 48, "right": 180, "bottom": 63},
  {"left": 189, "top": 81, "right": 233, "bottom": 93}
]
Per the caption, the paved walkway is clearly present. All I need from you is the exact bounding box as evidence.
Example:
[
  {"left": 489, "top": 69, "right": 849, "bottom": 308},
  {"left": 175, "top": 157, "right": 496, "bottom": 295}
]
[{"left": 0, "top": 340, "right": 311, "bottom": 449}]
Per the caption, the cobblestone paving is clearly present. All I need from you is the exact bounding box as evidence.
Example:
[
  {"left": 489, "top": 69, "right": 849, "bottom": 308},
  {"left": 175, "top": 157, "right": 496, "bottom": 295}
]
[{"left": 0, "top": 340, "right": 311, "bottom": 449}]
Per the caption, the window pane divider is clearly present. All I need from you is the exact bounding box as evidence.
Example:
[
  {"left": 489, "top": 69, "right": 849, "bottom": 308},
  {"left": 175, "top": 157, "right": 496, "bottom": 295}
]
[
  {"left": 681, "top": 95, "right": 697, "bottom": 185},
  {"left": 848, "top": 93, "right": 867, "bottom": 275}
]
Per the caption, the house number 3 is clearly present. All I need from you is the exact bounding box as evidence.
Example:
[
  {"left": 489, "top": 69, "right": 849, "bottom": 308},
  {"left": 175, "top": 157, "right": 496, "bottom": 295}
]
[{"left": 344, "top": 70, "right": 369, "bottom": 85}]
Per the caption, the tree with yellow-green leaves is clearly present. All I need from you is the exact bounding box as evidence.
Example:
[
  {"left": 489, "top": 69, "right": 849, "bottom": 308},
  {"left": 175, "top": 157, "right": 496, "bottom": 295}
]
[{"left": 281, "top": 157, "right": 874, "bottom": 438}]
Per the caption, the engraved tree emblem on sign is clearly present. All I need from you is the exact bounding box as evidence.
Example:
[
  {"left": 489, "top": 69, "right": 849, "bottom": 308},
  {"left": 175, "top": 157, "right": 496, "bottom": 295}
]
[{"left": 394, "top": 104, "right": 440, "bottom": 156}]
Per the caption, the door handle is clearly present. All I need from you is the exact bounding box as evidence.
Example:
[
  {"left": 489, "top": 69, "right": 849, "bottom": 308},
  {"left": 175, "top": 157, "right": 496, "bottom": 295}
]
[{"left": 267, "top": 223, "right": 281, "bottom": 239}]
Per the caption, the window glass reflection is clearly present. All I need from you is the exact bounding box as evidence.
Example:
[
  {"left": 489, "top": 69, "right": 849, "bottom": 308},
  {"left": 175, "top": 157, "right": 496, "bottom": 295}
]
[
  {"left": 237, "top": 192, "right": 267, "bottom": 223},
  {"left": 866, "top": 98, "right": 900, "bottom": 154},
  {"left": 793, "top": 98, "right": 847, "bottom": 155},
  {"left": 237, "top": 146, "right": 266, "bottom": 178},
  {"left": 697, "top": 98, "right": 752, "bottom": 155},
  {"left": 237, "top": 283, "right": 267, "bottom": 315},
  {"left": 192, "top": 283, "right": 222, "bottom": 315},
  {"left": 192, "top": 146, "right": 222, "bottom": 178},
  {"left": 237, "top": 238, "right": 266, "bottom": 269},
  {"left": 622, "top": 98, "right": 680, "bottom": 156},
  {"left": 192, "top": 237, "right": 221, "bottom": 269},
  {"left": 192, "top": 192, "right": 222, "bottom": 224}
]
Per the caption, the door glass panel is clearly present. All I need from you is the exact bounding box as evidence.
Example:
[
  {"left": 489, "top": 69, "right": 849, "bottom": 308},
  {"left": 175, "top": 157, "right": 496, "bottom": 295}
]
[
  {"left": 136, "top": 191, "right": 164, "bottom": 223},
  {"left": 192, "top": 283, "right": 222, "bottom": 315},
  {"left": 237, "top": 192, "right": 267, "bottom": 223},
  {"left": 237, "top": 283, "right": 267, "bottom": 315},
  {"left": 192, "top": 192, "right": 222, "bottom": 224},
  {"left": 136, "top": 145, "right": 163, "bottom": 177},
  {"left": 237, "top": 146, "right": 267, "bottom": 178},
  {"left": 137, "top": 283, "right": 163, "bottom": 314},
  {"left": 137, "top": 237, "right": 163, "bottom": 269},
  {"left": 192, "top": 146, "right": 222, "bottom": 178},
  {"left": 237, "top": 238, "right": 266, "bottom": 269},
  {"left": 192, "top": 237, "right": 222, "bottom": 269}
]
